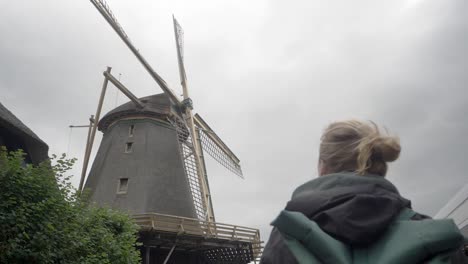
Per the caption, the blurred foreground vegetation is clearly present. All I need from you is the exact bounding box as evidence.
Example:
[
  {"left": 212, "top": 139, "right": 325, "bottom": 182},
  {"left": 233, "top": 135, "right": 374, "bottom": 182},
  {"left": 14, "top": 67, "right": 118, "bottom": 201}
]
[{"left": 0, "top": 148, "right": 141, "bottom": 264}]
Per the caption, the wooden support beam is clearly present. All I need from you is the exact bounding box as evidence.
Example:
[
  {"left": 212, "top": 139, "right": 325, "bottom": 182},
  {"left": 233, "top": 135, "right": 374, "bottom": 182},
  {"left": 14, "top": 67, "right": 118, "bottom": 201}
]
[
  {"left": 89, "top": 0, "right": 181, "bottom": 105},
  {"left": 69, "top": 125, "right": 91, "bottom": 128},
  {"left": 103, "top": 71, "right": 145, "bottom": 109},
  {"left": 77, "top": 115, "right": 94, "bottom": 191},
  {"left": 163, "top": 243, "right": 177, "bottom": 264},
  {"left": 145, "top": 246, "right": 150, "bottom": 264},
  {"left": 79, "top": 67, "right": 111, "bottom": 192}
]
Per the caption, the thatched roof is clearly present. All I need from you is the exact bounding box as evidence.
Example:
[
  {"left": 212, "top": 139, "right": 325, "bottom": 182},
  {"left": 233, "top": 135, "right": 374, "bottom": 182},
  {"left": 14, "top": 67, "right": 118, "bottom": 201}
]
[
  {"left": 0, "top": 102, "right": 49, "bottom": 164},
  {"left": 98, "top": 93, "right": 183, "bottom": 131}
]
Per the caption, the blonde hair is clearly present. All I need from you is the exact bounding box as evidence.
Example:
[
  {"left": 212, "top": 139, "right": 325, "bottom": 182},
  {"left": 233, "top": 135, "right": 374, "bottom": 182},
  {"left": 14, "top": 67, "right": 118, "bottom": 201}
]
[{"left": 319, "top": 120, "right": 401, "bottom": 176}]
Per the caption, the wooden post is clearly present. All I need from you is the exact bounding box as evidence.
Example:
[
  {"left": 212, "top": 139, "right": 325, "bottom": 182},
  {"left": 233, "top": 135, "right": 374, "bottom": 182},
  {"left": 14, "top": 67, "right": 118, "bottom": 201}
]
[
  {"left": 145, "top": 247, "right": 150, "bottom": 264},
  {"left": 79, "top": 67, "right": 111, "bottom": 192},
  {"left": 194, "top": 128, "right": 216, "bottom": 222},
  {"left": 78, "top": 115, "right": 94, "bottom": 191},
  {"left": 103, "top": 71, "right": 145, "bottom": 108},
  {"left": 186, "top": 109, "right": 214, "bottom": 224}
]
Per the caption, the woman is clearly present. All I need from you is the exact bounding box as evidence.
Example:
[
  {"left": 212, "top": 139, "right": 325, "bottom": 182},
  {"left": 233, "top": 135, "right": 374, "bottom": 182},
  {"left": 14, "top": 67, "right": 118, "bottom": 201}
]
[{"left": 260, "top": 120, "right": 466, "bottom": 264}]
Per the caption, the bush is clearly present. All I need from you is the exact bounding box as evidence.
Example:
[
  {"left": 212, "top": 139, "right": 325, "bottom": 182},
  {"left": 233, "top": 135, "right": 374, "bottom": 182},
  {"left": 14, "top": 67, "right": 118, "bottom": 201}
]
[{"left": 0, "top": 148, "right": 141, "bottom": 264}]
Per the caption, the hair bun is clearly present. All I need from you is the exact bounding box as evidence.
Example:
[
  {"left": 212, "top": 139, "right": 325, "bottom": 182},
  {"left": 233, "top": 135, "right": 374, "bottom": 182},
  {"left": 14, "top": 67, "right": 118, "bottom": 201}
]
[{"left": 373, "top": 136, "right": 401, "bottom": 162}]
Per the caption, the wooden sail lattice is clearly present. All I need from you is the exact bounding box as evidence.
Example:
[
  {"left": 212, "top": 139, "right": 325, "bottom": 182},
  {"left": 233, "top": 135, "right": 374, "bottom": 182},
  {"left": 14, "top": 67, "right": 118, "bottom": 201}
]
[
  {"left": 197, "top": 128, "right": 243, "bottom": 178},
  {"left": 171, "top": 117, "right": 207, "bottom": 221},
  {"left": 90, "top": 0, "right": 130, "bottom": 41}
]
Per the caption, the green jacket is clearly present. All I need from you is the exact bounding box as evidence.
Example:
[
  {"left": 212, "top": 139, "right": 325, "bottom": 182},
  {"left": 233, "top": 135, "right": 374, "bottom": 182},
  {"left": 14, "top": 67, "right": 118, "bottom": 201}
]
[
  {"left": 262, "top": 173, "right": 466, "bottom": 264},
  {"left": 272, "top": 208, "right": 464, "bottom": 264}
]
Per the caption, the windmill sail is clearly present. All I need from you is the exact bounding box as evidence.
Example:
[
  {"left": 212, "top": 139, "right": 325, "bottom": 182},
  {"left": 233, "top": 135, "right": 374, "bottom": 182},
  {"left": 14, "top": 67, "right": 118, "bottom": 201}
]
[
  {"left": 172, "top": 16, "right": 215, "bottom": 222},
  {"left": 90, "top": 0, "right": 180, "bottom": 104},
  {"left": 173, "top": 16, "right": 187, "bottom": 88},
  {"left": 194, "top": 114, "right": 243, "bottom": 178},
  {"left": 171, "top": 116, "right": 207, "bottom": 221},
  {"left": 172, "top": 18, "right": 243, "bottom": 178}
]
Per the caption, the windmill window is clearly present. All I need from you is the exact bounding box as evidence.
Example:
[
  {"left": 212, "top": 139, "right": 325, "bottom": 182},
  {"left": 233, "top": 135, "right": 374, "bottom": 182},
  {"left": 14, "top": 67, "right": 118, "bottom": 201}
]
[
  {"left": 129, "top": 125, "right": 135, "bottom": 137},
  {"left": 125, "top": 142, "right": 133, "bottom": 153},
  {"left": 118, "top": 178, "right": 128, "bottom": 194}
]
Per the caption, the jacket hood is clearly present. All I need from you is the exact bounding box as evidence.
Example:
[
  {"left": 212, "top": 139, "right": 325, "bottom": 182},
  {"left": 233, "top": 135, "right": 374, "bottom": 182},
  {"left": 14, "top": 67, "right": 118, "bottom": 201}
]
[{"left": 284, "top": 172, "right": 410, "bottom": 246}]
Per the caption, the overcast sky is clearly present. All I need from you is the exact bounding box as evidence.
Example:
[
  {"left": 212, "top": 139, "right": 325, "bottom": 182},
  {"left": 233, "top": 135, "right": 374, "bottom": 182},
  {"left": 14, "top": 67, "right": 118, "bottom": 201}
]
[{"left": 1, "top": 0, "right": 467, "bottom": 242}]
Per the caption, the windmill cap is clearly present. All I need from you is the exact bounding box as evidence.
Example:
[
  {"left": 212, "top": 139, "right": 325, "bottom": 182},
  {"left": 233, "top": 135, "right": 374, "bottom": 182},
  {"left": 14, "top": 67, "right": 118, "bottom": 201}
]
[{"left": 98, "top": 93, "right": 182, "bottom": 131}]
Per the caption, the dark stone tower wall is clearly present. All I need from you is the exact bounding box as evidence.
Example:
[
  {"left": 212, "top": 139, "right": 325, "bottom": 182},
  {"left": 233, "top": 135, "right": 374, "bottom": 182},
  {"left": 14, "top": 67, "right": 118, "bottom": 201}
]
[{"left": 84, "top": 94, "right": 197, "bottom": 218}]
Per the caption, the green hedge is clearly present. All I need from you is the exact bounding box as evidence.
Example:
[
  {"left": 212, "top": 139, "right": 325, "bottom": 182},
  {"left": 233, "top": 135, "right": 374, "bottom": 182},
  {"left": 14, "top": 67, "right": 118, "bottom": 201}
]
[{"left": 0, "top": 148, "right": 141, "bottom": 264}]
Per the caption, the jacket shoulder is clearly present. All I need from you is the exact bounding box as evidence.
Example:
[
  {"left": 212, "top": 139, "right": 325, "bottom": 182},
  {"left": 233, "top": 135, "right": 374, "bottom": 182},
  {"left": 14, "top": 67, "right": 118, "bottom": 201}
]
[
  {"left": 260, "top": 228, "right": 298, "bottom": 264},
  {"left": 410, "top": 210, "right": 467, "bottom": 263}
]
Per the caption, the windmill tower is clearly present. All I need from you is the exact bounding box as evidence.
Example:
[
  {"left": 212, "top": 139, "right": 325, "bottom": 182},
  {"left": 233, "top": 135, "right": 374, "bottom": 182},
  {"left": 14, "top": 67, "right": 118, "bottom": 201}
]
[{"left": 80, "top": 1, "right": 262, "bottom": 263}]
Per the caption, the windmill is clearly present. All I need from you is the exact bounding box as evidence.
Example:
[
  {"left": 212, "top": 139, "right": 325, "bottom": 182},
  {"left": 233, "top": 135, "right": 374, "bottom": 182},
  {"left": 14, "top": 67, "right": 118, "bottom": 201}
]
[{"left": 79, "top": 0, "right": 262, "bottom": 263}]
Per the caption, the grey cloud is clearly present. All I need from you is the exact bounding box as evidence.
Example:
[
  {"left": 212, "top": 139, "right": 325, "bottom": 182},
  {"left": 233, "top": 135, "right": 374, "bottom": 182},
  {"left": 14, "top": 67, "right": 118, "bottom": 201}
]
[{"left": 1, "top": 0, "right": 467, "bottom": 243}]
